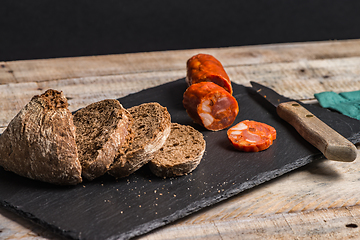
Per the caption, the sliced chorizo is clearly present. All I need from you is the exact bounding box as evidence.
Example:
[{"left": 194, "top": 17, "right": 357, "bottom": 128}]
[
  {"left": 186, "top": 54, "right": 233, "bottom": 94},
  {"left": 183, "top": 82, "right": 239, "bottom": 131},
  {"left": 227, "top": 120, "right": 276, "bottom": 152}
]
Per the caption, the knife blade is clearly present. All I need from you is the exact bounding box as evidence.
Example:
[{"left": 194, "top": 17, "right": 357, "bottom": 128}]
[{"left": 250, "top": 81, "right": 357, "bottom": 162}]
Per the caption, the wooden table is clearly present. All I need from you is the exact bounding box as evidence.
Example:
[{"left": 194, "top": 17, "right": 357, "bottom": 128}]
[{"left": 1, "top": 39, "right": 360, "bottom": 239}]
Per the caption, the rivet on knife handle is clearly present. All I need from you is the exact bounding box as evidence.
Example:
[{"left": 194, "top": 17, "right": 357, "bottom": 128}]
[{"left": 277, "top": 101, "right": 358, "bottom": 162}]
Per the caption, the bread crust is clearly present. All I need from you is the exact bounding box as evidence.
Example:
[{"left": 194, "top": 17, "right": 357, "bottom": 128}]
[
  {"left": 149, "top": 123, "right": 206, "bottom": 178},
  {"left": 0, "top": 89, "right": 82, "bottom": 185},
  {"left": 73, "top": 99, "right": 133, "bottom": 180},
  {"left": 109, "top": 102, "right": 171, "bottom": 178}
]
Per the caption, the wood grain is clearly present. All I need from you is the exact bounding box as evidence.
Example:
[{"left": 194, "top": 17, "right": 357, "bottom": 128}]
[
  {"left": 2, "top": 56, "right": 360, "bottom": 129},
  {"left": 177, "top": 147, "right": 360, "bottom": 223},
  {"left": 141, "top": 206, "right": 360, "bottom": 240},
  {"left": 2, "top": 41, "right": 360, "bottom": 130},
  {"left": 276, "top": 101, "right": 357, "bottom": 162},
  {"left": 2, "top": 39, "right": 360, "bottom": 84},
  {"left": 1, "top": 39, "right": 360, "bottom": 239}
]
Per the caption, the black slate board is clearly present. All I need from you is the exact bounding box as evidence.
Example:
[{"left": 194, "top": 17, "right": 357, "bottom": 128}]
[{"left": 1, "top": 79, "right": 360, "bottom": 240}]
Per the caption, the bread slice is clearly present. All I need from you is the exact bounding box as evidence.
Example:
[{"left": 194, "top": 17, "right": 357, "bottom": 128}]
[
  {"left": 0, "top": 89, "right": 82, "bottom": 185},
  {"left": 73, "top": 99, "right": 133, "bottom": 180},
  {"left": 149, "top": 123, "right": 206, "bottom": 178},
  {"left": 109, "top": 102, "right": 171, "bottom": 178}
]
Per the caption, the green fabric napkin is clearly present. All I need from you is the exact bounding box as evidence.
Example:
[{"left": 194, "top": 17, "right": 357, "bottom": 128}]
[{"left": 314, "top": 90, "right": 360, "bottom": 120}]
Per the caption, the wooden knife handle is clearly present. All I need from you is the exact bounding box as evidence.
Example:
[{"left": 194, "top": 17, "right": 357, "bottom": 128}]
[{"left": 277, "top": 101, "right": 357, "bottom": 162}]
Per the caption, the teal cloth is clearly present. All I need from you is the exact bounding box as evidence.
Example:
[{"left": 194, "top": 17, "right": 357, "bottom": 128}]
[{"left": 314, "top": 90, "right": 360, "bottom": 120}]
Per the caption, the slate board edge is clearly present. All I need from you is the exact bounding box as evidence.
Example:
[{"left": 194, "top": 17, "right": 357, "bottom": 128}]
[
  {"left": 28, "top": 134, "right": 360, "bottom": 239},
  {"left": 106, "top": 154, "right": 322, "bottom": 240},
  {"left": 0, "top": 200, "right": 78, "bottom": 240},
  {"left": 110, "top": 128, "right": 360, "bottom": 240},
  {"left": 0, "top": 153, "right": 323, "bottom": 240},
  {"left": 108, "top": 127, "right": 360, "bottom": 240},
  {"left": 1, "top": 79, "right": 360, "bottom": 240}
]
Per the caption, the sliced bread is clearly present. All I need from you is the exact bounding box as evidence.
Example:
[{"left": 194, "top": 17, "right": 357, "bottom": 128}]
[
  {"left": 109, "top": 102, "right": 171, "bottom": 178},
  {"left": 0, "top": 89, "right": 82, "bottom": 185},
  {"left": 149, "top": 123, "right": 206, "bottom": 178},
  {"left": 73, "top": 99, "right": 133, "bottom": 180}
]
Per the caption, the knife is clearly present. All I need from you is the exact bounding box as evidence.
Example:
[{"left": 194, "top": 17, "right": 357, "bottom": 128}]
[{"left": 250, "top": 81, "right": 357, "bottom": 162}]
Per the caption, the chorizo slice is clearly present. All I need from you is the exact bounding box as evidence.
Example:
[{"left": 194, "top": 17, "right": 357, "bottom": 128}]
[
  {"left": 183, "top": 82, "right": 239, "bottom": 131},
  {"left": 186, "top": 53, "right": 233, "bottom": 94},
  {"left": 227, "top": 120, "right": 276, "bottom": 152}
]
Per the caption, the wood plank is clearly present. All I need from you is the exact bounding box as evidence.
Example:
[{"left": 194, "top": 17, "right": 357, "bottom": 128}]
[
  {"left": 230, "top": 57, "right": 360, "bottom": 99},
  {"left": 140, "top": 206, "right": 360, "bottom": 240},
  {"left": 176, "top": 146, "right": 360, "bottom": 225},
  {"left": 1, "top": 201, "right": 359, "bottom": 240},
  {"left": 0, "top": 70, "right": 184, "bottom": 127},
  {"left": 1, "top": 41, "right": 360, "bottom": 239},
  {"left": 2, "top": 56, "right": 360, "bottom": 128},
  {"left": 3, "top": 39, "right": 360, "bottom": 84},
  {"left": 0, "top": 62, "right": 16, "bottom": 84},
  {"left": 5, "top": 121, "right": 357, "bottom": 239}
]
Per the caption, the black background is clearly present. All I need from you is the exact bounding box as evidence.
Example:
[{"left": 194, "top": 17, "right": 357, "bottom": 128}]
[{"left": 1, "top": 0, "right": 360, "bottom": 61}]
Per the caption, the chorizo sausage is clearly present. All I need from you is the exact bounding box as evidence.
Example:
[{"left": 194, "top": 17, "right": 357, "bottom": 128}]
[
  {"left": 227, "top": 120, "right": 276, "bottom": 152},
  {"left": 186, "top": 54, "right": 233, "bottom": 94},
  {"left": 183, "top": 82, "right": 239, "bottom": 131}
]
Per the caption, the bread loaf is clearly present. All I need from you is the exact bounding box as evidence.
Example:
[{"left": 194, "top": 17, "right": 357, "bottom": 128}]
[
  {"left": 0, "top": 89, "right": 82, "bottom": 185},
  {"left": 0, "top": 89, "right": 205, "bottom": 184},
  {"left": 149, "top": 123, "right": 206, "bottom": 178},
  {"left": 73, "top": 99, "right": 133, "bottom": 180},
  {"left": 109, "top": 102, "right": 171, "bottom": 178}
]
